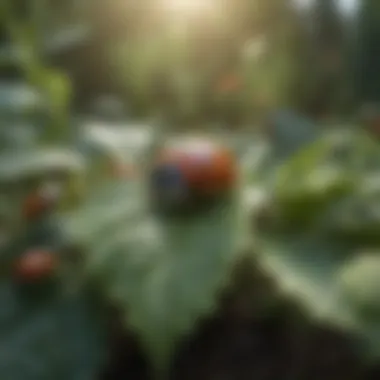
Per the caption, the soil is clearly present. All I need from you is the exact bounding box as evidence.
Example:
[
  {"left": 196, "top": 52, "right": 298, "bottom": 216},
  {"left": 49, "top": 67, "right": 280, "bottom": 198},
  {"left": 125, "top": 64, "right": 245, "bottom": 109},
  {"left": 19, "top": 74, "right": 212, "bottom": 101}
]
[{"left": 99, "top": 255, "right": 374, "bottom": 380}]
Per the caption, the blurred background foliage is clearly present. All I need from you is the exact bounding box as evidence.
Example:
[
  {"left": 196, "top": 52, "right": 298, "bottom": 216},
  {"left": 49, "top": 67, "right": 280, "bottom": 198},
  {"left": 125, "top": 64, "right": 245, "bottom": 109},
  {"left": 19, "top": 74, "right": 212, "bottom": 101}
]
[{"left": 1, "top": 0, "right": 372, "bottom": 129}]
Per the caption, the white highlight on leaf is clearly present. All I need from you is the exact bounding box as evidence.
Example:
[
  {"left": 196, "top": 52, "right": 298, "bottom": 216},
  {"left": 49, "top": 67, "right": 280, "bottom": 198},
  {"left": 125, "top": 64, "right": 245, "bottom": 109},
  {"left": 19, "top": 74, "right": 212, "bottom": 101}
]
[
  {"left": 243, "top": 187, "right": 268, "bottom": 211},
  {"left": 338, "top": 253, "right": 380, "bottom": 311}
]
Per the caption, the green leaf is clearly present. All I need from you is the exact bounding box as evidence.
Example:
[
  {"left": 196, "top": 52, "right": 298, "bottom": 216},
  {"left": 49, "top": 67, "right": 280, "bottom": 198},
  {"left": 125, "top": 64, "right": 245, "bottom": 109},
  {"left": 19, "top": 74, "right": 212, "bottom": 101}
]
[
  {"left": 38, "top": 69, "right": 72, "bottom": 141},
  {"left": 0, "top": 219, "right": 107, "bottom": 380},
  {"left": 325, "top": 189, "right": 380, "bottom": 244},
  {"left": 64, "top": 181, "right": 145, "bottom": 247},
  {"left": 255, "top": 232, "right": 380, "bottom": 360},
  {"left": 271, "top": 164, "right": 354, "bottom": 227},
  {"left": 0, "top": 200, "right": 108, "bottom": 379},
  {"left": 0, "top": 279, "right": 106, "bottom": 380},
  {"left": 247, "top": 129, "right": 380, "bottom": 362},
  {"left": 274, "top": 131, "right": 347, "bottom": 189},
  {"left": 0, "top": 148, "right": 85, "bottom": 184},
  {"left": 239, "top": 138, "right": 272, "bottom": 182},
  {"left": 262, "top": 131, "right": 380, "bottom": 227},
  {"left": 0, "top": 83, "right": 44, "bottom": 115},
  {"left": 67, "top": 179, "right": 242, "bottom": 375},
  {"left": 337, "top": 252, "right": 380, "bottom": 360},
  {"left": 277, "top": 165, "right": 353, "bottom": 201},
  {"left": 271, "top": 128, "right": 379, "bottom": 189},
  {"left": 338, "top": 253, "right": 380, "bottom": 317}
]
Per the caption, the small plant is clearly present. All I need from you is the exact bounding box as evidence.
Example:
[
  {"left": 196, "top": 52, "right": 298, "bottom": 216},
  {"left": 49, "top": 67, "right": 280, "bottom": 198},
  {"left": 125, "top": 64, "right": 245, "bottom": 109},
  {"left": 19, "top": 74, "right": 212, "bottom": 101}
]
[
  {"left": 65, "top": 128, "right": 380, "bottom": 379},
  {"left": 250, "top": 127, "right": 380, "bottom": 363},
  {"left": 66, "top": 135, "right": 255, "bottom": 377}
]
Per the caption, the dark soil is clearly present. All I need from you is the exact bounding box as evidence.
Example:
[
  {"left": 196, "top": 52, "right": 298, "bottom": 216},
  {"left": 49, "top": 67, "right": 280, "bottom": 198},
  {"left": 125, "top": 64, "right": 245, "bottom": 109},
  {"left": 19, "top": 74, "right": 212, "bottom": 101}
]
[{"left": 99, "top": 255, "right": 373, "bottom": 380}]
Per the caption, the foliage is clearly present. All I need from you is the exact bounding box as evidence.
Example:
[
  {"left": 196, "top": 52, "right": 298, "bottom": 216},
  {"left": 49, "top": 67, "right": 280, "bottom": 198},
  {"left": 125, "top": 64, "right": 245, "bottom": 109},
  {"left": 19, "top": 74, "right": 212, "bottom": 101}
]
[
  {"left": 1, "top": 0, "right": 72, "bottom": 142},
  {"left": 0, "top": 240, "right": 106, "bottom": 380},
  {"left": 104, "top": 0, "right": 303, "bottom": 121},
  {"left": 250, "top": 127, "right": 380, "bottom": 362},
  {"left": 0, "top": 1, "right": 377, "bottom": 380},
  {"left": 0, "top": 5, "right": 111, "bottom": 378},
  {"left": 0, "top": 147, "right": 107, "bottom": 380}
]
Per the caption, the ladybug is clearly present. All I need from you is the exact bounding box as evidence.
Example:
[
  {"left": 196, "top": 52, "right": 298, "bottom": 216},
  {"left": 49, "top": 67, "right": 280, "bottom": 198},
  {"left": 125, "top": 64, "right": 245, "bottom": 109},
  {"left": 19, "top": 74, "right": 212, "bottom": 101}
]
[
  {"left": 13, "top": 249, "right": 58, "bottom": 281},
  {"left": 23, "top": 181, "right": 63, "bottom": 220},
  {"left": 150, "top": 138, "right": 237, "bottom": 212}
]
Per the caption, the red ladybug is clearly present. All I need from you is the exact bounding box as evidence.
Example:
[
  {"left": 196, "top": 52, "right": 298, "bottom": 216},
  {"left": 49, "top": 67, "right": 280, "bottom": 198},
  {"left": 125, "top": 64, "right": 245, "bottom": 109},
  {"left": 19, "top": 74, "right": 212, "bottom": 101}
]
[
  {"left": 153, "top": 138, "right": 237, "bottom": 199},
  {"left": 14, "top": 249, "right": 58, "bottom": 281}
]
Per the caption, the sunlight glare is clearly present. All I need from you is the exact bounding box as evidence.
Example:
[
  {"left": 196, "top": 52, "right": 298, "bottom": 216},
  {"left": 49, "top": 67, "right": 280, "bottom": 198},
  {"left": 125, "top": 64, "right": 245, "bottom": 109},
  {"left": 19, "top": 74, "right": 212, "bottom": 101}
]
[{"left": 161, "top": 0, "right": 215, "bottom": 15}]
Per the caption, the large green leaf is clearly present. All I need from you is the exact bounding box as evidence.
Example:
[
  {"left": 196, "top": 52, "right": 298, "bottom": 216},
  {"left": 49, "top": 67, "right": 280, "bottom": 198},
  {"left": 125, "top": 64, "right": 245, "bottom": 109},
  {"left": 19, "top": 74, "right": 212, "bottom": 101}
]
[{"left": 66, "top": 179, "right": 244, "bottom": 375}]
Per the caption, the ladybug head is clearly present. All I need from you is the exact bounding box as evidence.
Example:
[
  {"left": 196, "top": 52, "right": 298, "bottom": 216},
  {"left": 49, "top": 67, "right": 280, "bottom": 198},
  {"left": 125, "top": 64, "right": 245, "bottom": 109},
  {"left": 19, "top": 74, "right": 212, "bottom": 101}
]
[{"left": 149, "top": 138, "right": 238, "bottom": 216}]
